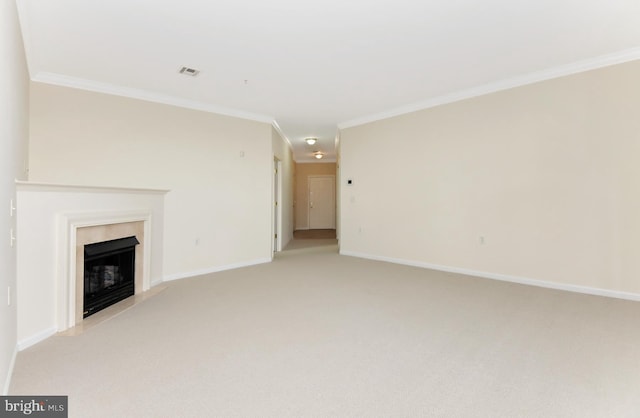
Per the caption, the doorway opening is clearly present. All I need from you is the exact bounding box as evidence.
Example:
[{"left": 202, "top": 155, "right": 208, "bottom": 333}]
[{"left": 287, "top": 162, "right": 337, "bottom": 253}]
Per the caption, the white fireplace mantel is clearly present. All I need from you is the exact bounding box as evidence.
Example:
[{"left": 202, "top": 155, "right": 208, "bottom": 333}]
[{"left": 16, "top": 181, "right": 166, "bottom": 349}]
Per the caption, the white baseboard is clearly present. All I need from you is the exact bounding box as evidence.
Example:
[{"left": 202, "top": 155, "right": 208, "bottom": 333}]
[
  {"left": 3, "top": 346, "right": 17, "bottom": 395},
  {"left": 340, "top": 250, "right": 640, "bottom": 302},
  {"left": 150, "top": 278, "right": 164, "bottom": 287},
  {"left": 16, "top": 326, "right": 57, "bottom": 352},
  {"left": 163, "top": 257, "right": 272, "bottom": 282}
]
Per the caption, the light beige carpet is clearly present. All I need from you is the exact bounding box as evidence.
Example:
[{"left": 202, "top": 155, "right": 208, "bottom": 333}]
[
  {"left": 293, "top": 229, "right": 337, "bottom": 239},
  {"left": 10, "top": 249, "right": 640, "bottom": 417},
  {"left": 282, "top": 238, "right": 338, "bottom": 252}
]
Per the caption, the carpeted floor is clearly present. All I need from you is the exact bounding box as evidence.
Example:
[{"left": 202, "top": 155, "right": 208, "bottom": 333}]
[
  {"left": 293, "top": 229, "right": 336, "bottom": 239},
  {"left": 282, "top": 234, "right": 338, "bottom": 252},
  {"left": 9, "top": 248, "right": 640, "bottom": 417}
]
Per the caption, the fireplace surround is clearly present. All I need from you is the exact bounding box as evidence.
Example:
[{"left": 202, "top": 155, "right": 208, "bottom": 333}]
[
  {"left": 61, "top": 211, "right": 152, "bottom": 330},
  {"left": 16, "top": 181, "right": 166, "bottom": 349}
]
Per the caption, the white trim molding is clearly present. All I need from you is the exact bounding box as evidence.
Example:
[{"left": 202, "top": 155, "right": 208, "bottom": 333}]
[
  {"left": 16, "top": 327, "right": 57, "bottom": 352},
  {"left": 271, "top": 120, "right": 293, "bottom": 151},
  {"left": 340, "top": 250, "right": 640, "bottom": 302},
  {"left": 32, "top": 72, "right": 274, "bottom": 124},
  {"left": 163, "top": 258, "right": 272, "bottom": 282},
  {"left": 2, "top": 346, "right": 18, "bottom": 394},
  {"left": 339, "top": 48, "right": 640, "bottom": 129},
  {"left": 15, "top": 180, "right": 168, "bottom": 195}
]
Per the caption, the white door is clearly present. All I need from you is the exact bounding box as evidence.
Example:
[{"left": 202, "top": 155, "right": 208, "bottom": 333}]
[{"left": 308, "top": 175, "right": 335, "bottom": 229}]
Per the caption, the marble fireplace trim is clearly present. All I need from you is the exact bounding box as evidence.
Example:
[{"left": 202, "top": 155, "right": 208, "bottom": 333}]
[{"left": 57, "top": 210, "right": 152, "bottom": 332}]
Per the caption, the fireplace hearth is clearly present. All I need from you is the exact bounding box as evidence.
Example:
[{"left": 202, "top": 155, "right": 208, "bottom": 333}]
[{"left": 84, "top": 236, "right": 139, "bottom": 318}]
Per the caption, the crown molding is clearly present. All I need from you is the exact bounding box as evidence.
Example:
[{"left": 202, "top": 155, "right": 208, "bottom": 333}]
[
  {"left": 338, "top": 47, "right": 640, "bottom": 130},
  {"left": 32, "top": 72, "right": 275, "bottom": 124},
  {"left": 15, "top": 0, "right": 37, "bottom": 78},
  {"left": 271, "top": 120, "right": 293, "bottom": 151}
]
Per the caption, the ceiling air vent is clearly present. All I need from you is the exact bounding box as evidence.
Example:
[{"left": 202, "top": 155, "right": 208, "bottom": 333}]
[{"left": 179, "top": 66, "right": 200, "bottom": 76}]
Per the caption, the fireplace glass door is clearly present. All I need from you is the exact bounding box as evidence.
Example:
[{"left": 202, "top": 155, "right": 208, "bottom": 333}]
[{"left": 84, "top": 236, "right": 139, "bottom": 318}]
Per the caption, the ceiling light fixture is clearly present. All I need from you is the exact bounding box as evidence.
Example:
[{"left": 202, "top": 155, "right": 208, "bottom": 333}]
[
  {"left": 314, "top": 152, "right": 324, "bottom": 159},
  {"left": 305, "top": 137, "right": 317, "bottom": 145}
]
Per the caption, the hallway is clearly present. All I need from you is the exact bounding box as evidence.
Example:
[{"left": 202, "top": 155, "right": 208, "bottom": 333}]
[{"left": 282, "top": 229, "right": 338, "bottom": 252}]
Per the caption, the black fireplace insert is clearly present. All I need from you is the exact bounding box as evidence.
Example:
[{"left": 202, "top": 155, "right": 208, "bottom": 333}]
[{"left": 84, "top": 236, "right": 139, "bottom": 318}]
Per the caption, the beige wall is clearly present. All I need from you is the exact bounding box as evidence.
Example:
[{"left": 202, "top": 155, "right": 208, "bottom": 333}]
[
  {"left": 340, "top": 60, "right": 640, "bottom": 296},
  {"left": 295, "top": 163, "right": 336, "bottom": 230},
  {"left": 29, "top": 83, "right": 274, "bottom": 279},
  {"left": 1, "top": 0, "right": 29, "bottom": 394}
]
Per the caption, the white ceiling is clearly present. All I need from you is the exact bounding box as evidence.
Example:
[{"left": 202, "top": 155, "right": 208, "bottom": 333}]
[{"left": 16, "top": 0, "right": 640, "bottom": 162}]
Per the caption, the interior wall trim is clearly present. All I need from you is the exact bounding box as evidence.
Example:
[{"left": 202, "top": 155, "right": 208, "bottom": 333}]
[
  {"left": 338, "top": 48, "right": 640, "bottom": 129},
  {"left": 32, "top": 71, "right": 274, "bottom": 124},
  {"left": 340, "top": 250, "right": 640, "bottom": 302},
  {"left": 2, "top": 346, "right": 18, "bottom": 395},
  {"left": 163, "top": 257, "right": 272, "bottom": 282},
  {"left": 16, "top": 326, "right": 57, "bottom": 352}
]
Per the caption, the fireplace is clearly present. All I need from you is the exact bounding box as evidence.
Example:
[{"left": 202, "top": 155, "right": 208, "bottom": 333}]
[
  {"left": 83, "top": 236, "right": 140, "bottom": 318},
  {"left": 15, "top": 181, "right": 165, "bottom": 338}
]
